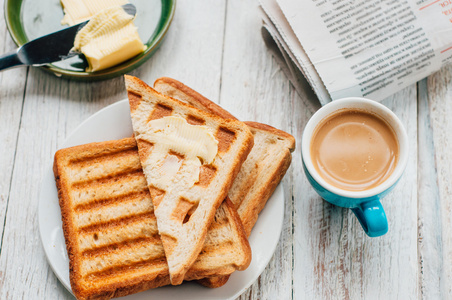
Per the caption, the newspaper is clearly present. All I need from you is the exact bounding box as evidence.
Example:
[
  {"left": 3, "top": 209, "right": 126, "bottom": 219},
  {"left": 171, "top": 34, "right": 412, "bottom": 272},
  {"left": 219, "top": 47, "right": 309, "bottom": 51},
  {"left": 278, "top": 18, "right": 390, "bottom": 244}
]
[{"left": 260, "top": 0, "right": 452, "bottom": 105}]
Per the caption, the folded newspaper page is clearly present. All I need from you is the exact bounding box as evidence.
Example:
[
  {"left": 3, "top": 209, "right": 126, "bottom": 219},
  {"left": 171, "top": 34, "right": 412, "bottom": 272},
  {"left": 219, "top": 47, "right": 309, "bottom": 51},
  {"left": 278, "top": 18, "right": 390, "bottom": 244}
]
[{"left": 261, "top": 0, "right": 452, "bottom": 105}]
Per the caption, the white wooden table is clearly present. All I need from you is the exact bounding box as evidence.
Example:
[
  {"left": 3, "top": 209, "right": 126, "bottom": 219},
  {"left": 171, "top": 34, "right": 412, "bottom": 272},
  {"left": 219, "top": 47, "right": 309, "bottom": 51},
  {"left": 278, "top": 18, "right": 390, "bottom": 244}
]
[{"left": 1, "top": 1, "right": 451, "bottom": 299}]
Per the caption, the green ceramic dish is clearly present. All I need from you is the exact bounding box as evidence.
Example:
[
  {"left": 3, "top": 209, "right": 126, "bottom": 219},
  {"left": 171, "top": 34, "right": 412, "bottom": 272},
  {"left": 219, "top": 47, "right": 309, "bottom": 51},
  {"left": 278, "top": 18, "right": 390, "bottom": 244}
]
[{"left": 4, "top": 0, "right": 175, "bottom": 80}]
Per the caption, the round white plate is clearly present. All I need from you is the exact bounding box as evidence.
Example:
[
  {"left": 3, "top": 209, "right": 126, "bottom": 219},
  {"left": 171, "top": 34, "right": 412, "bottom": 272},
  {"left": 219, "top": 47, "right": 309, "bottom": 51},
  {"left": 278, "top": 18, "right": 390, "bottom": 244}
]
[{"left": 38, "top": 99, "right": 285, "bottom": 299}]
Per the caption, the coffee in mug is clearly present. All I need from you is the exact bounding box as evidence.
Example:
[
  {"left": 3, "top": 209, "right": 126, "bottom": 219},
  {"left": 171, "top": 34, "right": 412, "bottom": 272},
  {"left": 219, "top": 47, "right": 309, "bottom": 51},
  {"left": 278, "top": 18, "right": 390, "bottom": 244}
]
[
  {"left": 310, "top": 109, "right": 399, "bottom": 191},
  {"left": 302, "top": 97, "right": 409, "bottom": 237}
]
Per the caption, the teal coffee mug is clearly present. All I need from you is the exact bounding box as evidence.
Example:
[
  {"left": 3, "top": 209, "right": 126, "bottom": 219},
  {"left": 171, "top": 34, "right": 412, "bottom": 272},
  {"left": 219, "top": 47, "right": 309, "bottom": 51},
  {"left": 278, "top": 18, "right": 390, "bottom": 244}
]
[{"left": 301, "top": 98, "right": 408, "bottom": 237}]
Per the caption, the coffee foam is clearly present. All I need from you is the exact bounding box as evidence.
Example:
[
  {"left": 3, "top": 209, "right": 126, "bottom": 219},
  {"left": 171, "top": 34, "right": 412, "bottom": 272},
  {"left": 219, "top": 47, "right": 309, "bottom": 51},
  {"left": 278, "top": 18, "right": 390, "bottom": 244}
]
[{"left": 310, "top": 109, "right": 399, "bottom": 191}]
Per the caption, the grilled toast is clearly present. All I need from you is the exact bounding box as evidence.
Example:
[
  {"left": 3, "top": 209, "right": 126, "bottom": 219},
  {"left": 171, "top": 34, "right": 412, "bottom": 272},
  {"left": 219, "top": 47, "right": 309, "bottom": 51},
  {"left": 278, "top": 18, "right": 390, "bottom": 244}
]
[
  {"left": 154, "top": 77, "right": 296, "bottom": 287},
  {"left": 53, "top": 137, "right": 251, "bottom": 300},
  {"left": 125, "top": 75, "right": 254, "bottom": 285}
]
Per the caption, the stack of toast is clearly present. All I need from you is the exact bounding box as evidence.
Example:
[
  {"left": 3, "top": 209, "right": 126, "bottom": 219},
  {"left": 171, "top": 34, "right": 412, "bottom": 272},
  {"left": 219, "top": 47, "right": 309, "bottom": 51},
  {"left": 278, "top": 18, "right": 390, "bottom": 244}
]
[{"left": 53, "top": 76, "right": 295, "bottom": 299}]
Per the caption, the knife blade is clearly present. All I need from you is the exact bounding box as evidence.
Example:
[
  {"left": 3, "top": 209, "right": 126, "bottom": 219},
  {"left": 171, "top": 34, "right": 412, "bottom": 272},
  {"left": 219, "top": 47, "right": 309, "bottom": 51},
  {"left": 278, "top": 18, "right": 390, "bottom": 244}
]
[
  {"left": 0, "top": 3, "right": 137, "bottom": 72},
  {"left": 0, "top": 21, "right": 88, "bottom": 71}
]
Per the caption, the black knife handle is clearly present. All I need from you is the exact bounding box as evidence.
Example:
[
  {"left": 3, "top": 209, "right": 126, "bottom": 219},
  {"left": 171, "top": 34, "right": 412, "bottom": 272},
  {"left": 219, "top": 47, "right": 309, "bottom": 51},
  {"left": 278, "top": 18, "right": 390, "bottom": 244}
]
[{"left": 0, "top": 51, "right": 24, "bottom": 71}]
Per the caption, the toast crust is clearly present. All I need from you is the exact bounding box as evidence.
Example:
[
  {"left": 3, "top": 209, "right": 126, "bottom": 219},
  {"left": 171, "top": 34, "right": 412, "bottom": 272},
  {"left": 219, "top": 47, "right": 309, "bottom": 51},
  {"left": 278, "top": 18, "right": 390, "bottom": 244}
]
[
  {"left": 233, "top": 123, "right": 295, "bottom": 235},
  {"left": 125, "top": 75, "right": 254, "bottom": 285},
  {"left": 244, "top": 121, "right": 296, "bottom": 149},
  {"left": 154, "top": 77, "right": 238, "bottom": 120}
]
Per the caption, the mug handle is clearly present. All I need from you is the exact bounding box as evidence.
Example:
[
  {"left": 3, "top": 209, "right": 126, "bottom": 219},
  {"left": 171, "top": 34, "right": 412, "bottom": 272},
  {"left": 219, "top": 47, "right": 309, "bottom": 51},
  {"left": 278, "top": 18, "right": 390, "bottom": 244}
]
[{"left": 351, "top": 200, "right": 388, "bottom": 237}]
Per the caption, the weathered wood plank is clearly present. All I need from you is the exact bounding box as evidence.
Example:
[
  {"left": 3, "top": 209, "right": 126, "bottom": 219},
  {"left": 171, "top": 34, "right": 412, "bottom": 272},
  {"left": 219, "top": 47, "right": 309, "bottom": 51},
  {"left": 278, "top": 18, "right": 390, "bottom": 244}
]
[
  {"left": 422, "top": 66, "right": 452, "bottom": 299},
  {"left": 292, "top": 86, "right": 419, "bottom": 300},
  {"left": 131, "top": 0, "right": 226, "bottom": 103},
  {"left": 417, "top": 78, "right": 443, "bottom": 299},
  {"left": 220, "top": 0, "right": 296, "bottom": 298},
  {"left": 0, "top": 1, "right": 28, "bottom": 249},
  {"left": 0, "top": 71, "right": 77, "bottom": 299}
]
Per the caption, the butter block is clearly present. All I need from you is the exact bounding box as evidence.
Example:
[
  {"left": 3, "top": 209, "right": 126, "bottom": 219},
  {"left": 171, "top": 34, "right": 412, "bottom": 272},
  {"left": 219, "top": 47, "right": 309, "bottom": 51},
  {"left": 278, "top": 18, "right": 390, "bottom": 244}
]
[{"left": 72, "top": 6, "right": 146, "bottom": 72}]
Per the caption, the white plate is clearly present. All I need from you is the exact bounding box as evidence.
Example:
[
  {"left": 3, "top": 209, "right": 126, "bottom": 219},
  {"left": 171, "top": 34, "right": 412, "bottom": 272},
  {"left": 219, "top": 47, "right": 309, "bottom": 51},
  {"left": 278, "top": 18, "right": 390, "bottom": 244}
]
[{"left": 38, "top": 99, "right": 285, "bottom": 299}]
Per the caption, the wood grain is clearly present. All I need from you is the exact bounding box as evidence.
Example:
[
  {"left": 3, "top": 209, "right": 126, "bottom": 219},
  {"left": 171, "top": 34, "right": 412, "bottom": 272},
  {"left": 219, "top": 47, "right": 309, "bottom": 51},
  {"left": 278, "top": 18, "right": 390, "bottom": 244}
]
[
  {"left": 417, "top": 78, "right": 442, "bottom": 299},
  {"left": 0, "top": 72, "right": 76, "bottom": 299},
  {"left": 0, "top": 1, "right": 28, "bottom": 250},
  {"left": 0, "top": 0, "right": 450, "bottom": 299},
  {"left": 131, "top": 0, "right": 226, "bottom": 103},
  {"left": 221, "top": 1, "right": 294, "bottom": 298},
  {"left": 422, "top": 66, "right": 452, "bottom": 299}
]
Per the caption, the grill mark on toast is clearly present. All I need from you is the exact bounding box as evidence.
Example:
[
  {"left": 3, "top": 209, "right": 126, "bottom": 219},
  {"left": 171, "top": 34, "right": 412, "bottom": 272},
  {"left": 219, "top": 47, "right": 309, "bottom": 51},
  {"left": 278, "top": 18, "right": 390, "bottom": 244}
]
[
  {"left": 70, "top": 173, "right": 148, "bottom": 207},
  {"left": 79, "top": 212, "right": 155, "bottom": 234},
  {"left": 82, "top": 236, "right": 161, "bottom": 258},
  {"left": 85, "top": 258, "right": 168, "bottom": 281},
  {"left": 195, "top": 165, "right": 217, "bottom": 187},
  {"left": 69, "top": 147, "right": 138, "bottom": 166},
  {"left": 172, "top": 197, "right": 196, "bottom": 224},
  {"left": 200, "top": 241, "right": 234, "bottom": 254},
  {"left": 216, "top": 127, "right": 236, "bottom": 153},
  {"left": 168, "top": 151, "right": 184, "bottom": 160},
  {"left": 229, "top": 163, "right": 259, "bottom": 208},
  {"left": 128, "top": 91, "right": 142, "bottom": 113},
  {"left": 187, "top": 115, "right": 206, "bottom": 125},
  {"left": 78, "top": 216, "right": 159, "bottom": 251},
  {"left": 207, "top": 219, "right": 230, "bottom": 232},
  {"left": 136, "top": 139, "right": 154, "bottom": 162},
  {"left": 161, "top": 234, "right": 177, "bottom": 257},
  {"left": 148, "top": 103, "right": 173, "bottom": 122},
  {"left": 187, "top": 202, "right": 198, "bottom": 219},
  {"left": 148, "top": 185, "right": 166, "bottom": 208},
  {"left": 71, "top": 169, "right": 144, "bottom": 189},
  {"left": 68, "top": 154, "right": 142, "bottom": 184},
  {"left": 75, "top": 189, "right": 150, "bottom": 212}
]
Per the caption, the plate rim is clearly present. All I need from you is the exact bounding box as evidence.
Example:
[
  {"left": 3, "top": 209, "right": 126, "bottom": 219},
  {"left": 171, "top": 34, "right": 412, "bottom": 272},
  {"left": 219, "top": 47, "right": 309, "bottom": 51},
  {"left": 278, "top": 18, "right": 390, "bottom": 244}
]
[
  {"left": 38, "top": 99, "right": 286, "bottom": 299},
  {"left": 4, "top": 0, "right": 176, "bottom": 80}
]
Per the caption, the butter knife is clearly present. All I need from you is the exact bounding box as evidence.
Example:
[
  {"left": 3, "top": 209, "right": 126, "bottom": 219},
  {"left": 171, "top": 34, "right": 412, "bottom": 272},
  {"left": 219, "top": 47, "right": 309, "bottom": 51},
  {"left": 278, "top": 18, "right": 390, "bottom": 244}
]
[{"left": 0, "top": 3, "right": 136, "bottom": 72}]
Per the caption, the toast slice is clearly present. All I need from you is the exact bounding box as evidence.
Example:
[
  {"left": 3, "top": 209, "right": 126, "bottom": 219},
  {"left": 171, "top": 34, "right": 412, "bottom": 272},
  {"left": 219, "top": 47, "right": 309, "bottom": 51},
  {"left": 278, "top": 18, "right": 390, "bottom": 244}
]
[
  {"left": 53, "top": 137, "right": 251, "bottom": 300},
  {"left": 125, "top": 75, "right": 254, "bottom": 285},
  {"left": 154, "top": 77, "right": 296, "bottom": 287}
]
